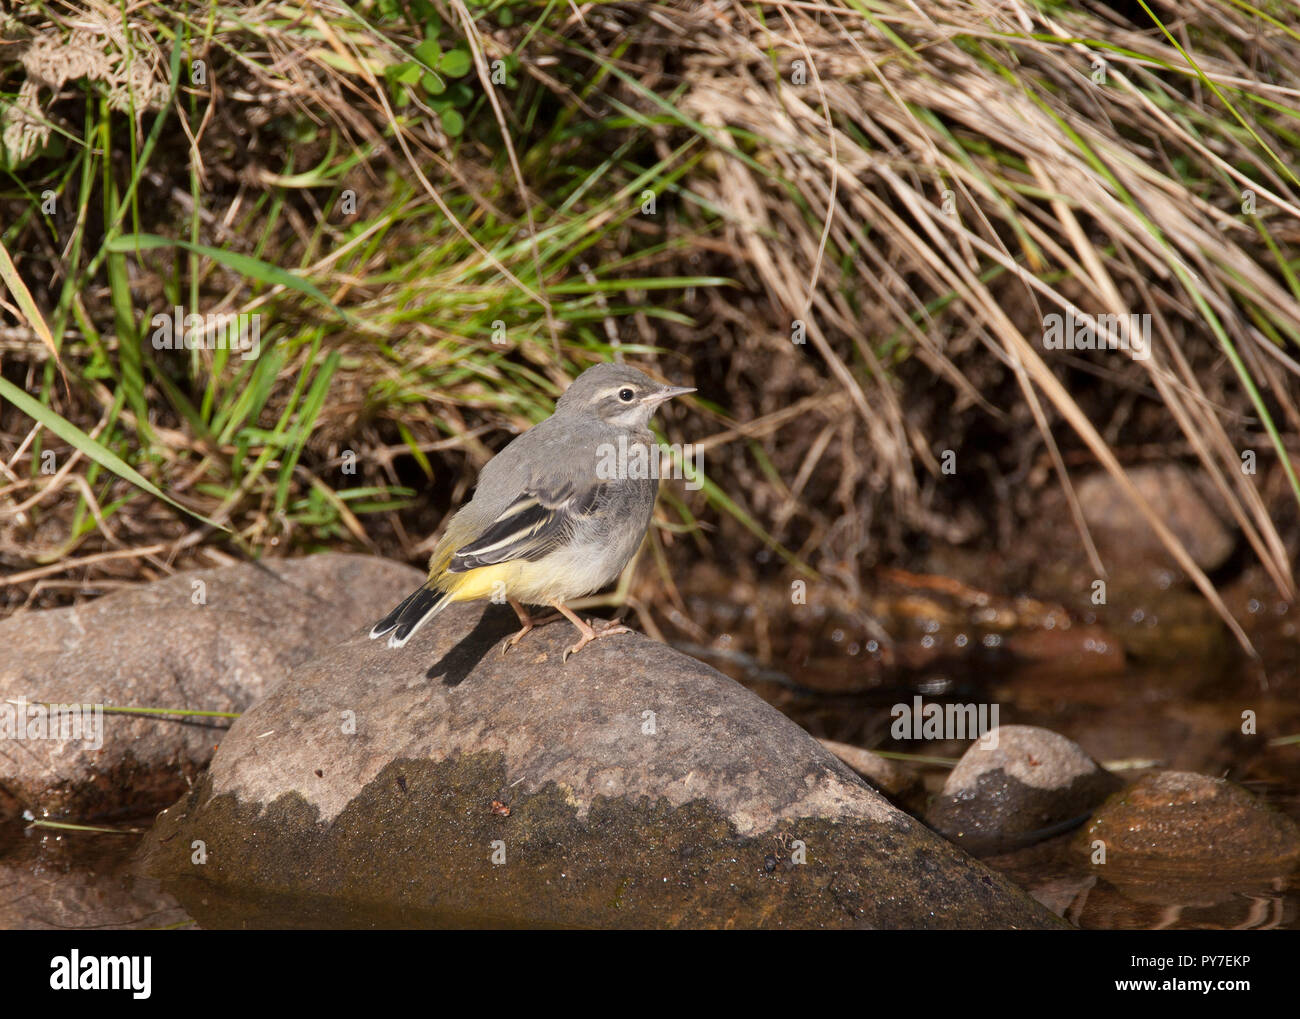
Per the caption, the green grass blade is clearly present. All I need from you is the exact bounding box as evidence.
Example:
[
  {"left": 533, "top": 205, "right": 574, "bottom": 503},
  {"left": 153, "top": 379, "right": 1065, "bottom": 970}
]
[{"left": 0, "top": 376, "right": 228, "bottom": 531}]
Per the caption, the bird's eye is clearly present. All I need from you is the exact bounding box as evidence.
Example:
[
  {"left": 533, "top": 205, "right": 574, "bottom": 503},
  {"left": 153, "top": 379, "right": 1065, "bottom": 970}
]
[{"left": 618, "top": 388, "right": 635, "bottom": 402}]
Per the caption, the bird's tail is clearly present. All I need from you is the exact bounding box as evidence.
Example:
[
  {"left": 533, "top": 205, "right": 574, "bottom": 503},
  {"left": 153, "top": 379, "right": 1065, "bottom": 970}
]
[{"left": 369, "top": 582, "right": 455, "bottom": 648}]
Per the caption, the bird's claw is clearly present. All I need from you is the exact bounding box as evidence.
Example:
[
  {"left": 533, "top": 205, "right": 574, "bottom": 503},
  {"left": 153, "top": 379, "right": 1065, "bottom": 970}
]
[
  {"left": 562, "top": 620, "right": 632, "bottom": 663},
  {"left": 501, "top": 627, "right": 531, "bottom": 657}
]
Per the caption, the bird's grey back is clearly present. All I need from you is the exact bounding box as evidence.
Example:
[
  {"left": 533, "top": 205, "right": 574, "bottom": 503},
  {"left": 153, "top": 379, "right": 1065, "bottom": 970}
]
[{"left": 463, "top": 411, "right": 654, "bottom": 523}]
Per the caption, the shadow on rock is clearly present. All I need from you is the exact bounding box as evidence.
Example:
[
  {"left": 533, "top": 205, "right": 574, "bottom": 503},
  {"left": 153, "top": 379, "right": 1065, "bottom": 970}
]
[{"left": 425, "top": 603, "right": 518, "bottom": 686}]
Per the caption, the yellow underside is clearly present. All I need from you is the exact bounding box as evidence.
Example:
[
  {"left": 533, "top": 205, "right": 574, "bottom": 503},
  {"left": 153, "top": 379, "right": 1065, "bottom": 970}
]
[
  {"left": 441, "top": 561, "right": 521, "bottom": 602},
  {"left": 428, "top": 529, "right": 617, "bottom": 606}
]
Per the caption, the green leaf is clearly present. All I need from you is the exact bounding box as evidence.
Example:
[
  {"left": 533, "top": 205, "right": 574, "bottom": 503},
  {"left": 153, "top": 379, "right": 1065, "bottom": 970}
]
[
  {"left": 440, "top": 108, "right": 464, "bottom": 137},
  {"left": 413, "top": 39, "right": 442, "bottom": 66},
  {"left": 385, "top": 61, "right": 421, "bottom": 86},
  {"left": 274, "top": 351, "right": 339, "bottom": 517},
  {"left": 438, "top": 49, "right": 472, "bottom": 78}
]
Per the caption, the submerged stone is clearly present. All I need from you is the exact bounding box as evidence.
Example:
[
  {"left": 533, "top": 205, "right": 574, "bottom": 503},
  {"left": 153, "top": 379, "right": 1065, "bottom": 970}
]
[{"left": 1075, "top": 770, "right": 1300, "bottom": 881}]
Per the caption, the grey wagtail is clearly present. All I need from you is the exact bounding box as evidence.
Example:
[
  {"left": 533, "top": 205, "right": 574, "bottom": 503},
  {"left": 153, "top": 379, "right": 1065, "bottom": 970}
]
[{"left": 370, "top": 363, "right": 694, "bottom": 661}]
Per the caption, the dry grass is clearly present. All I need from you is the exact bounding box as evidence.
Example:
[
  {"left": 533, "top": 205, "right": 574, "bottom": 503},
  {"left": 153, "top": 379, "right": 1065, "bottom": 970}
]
[{"left": 524, "top": 0, "right": 1300, "bottom": 648}]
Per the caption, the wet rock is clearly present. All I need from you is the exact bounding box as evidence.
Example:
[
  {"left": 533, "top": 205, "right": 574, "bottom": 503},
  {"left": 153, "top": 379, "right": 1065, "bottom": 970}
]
[
  {"left": 817, "top": 738, "right": 925, "bottom": 813},
  {"left": 1075, "top": 770, "right": 1300, "bottom": 883},
  {"left": 928, "top": 725, "right": 1122, "bottom": 854},
  {"left": 1076, "top": 464, "right": 1236, "bottom": 573},
  {"left": 981, "top": 821, "right": 1296, "bottom": 929},
  {"left": 139, "top": 600, "right": 1061, "bottom": 929},
  {"left": 0, "top": 555, "right": 423, "bottom": 822}
]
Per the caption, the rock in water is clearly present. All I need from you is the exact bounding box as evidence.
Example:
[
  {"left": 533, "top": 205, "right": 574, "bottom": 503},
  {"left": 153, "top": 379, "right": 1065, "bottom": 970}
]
[
  {"left": 928, "top": 726, "right": 1122, "bottom": 854},
  {"left": 1076, "top": 770, "right": 1300, "bottom": 877},
  {"left": 140, "top": 595, "right": 1061, "bottom": 929},
  {"left": 0, "top": 555, "right": 424, "bottom": 821}
]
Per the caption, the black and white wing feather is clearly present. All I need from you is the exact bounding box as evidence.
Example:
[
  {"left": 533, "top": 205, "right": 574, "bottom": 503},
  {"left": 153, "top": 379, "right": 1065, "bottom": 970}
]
[{"left": 448, "top": 479, "right": 603, "bottom": 572}]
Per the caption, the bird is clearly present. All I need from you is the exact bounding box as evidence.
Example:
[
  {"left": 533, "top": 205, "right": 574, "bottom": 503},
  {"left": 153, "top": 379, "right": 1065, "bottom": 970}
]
[{"left": 370, "top": 363, "right": 695, "bottom": 661}]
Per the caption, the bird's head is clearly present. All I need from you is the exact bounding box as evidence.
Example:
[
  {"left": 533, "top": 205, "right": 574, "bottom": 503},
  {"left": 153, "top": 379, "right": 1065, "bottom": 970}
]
[{"left": 556, "top": 363, "right": 694, "bottom": 430}]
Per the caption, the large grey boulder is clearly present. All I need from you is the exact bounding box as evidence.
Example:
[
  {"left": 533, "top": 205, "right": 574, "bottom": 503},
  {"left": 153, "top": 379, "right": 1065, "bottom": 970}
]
[
  {"left": 140, "top": 597, "right": 1061, "bottom": 928},
  {"left": 0, "top": 555, "right": 423, "bottom": 821}
]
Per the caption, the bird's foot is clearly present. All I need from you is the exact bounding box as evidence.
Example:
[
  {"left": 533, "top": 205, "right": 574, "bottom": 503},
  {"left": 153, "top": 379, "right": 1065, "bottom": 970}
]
[
  {"left": 562, "top": 618, "right": 632, "bottom": 663},
  {"left": 501, "top": 601, "right": 564, "bottom": 656}
]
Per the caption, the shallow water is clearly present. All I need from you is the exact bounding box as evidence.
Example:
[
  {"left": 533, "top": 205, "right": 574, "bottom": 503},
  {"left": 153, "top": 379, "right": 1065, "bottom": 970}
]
[
  {"left": 690, "top": 570, "right": 1300, "bottom": 930},
  {"left": 0, "top": 819, "right": 191, "bottom": 930}
]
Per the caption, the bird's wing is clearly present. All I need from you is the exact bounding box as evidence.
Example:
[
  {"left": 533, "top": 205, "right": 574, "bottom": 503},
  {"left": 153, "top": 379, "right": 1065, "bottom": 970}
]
[{"left": 448, "top": 477, "right": 603, "bottom": 572}]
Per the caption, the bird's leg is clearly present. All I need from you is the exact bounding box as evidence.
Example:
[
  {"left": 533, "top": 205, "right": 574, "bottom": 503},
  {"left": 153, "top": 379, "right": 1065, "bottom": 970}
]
[
  {"left": 502, "top": 598, "right": 536, "bottom": 656},
  {"left": 551, "top": 600, "right": 632, "bottom": 662},
  {"left": 502, "top": 599, "right": 563, "bottom": 656}
]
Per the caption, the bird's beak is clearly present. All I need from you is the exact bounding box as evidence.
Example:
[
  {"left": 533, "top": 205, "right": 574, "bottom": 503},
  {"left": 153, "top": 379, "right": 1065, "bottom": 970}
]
[{"left": 644, "top": 385, "right": 695, "bottom": 406}]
